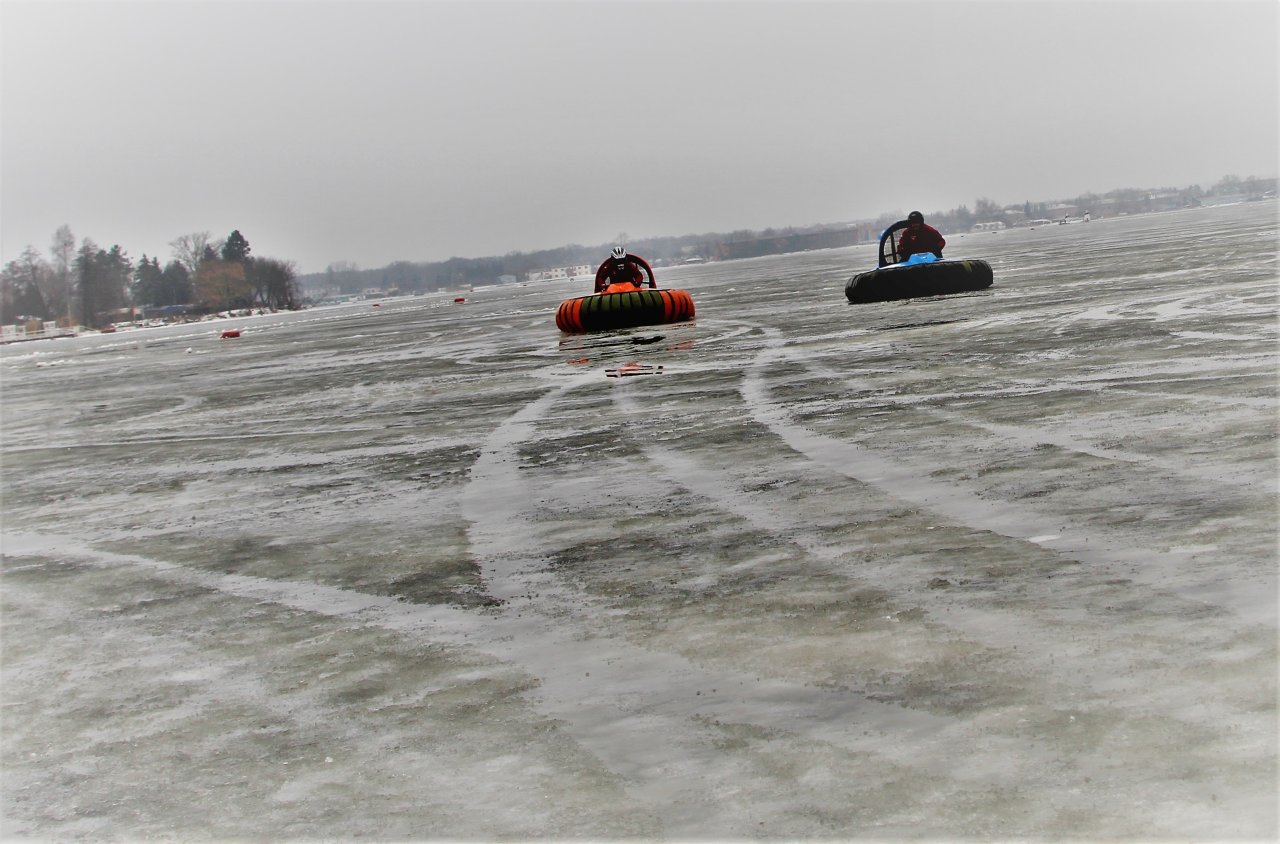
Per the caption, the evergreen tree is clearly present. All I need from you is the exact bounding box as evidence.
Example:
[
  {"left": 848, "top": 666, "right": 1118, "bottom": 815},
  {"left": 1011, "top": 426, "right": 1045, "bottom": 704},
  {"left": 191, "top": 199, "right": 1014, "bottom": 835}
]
[
  {"left": 76, "top": 241, "right": 131, "bottom": 327},
  {"left": 131, "top": 255, "right": 165, "bottom": 307},
  {"left": 160, "top": 261, "right": 194, "bottom": 306},
  {"left": 221, "top": 230, "right": 251, "bottom": 263}
]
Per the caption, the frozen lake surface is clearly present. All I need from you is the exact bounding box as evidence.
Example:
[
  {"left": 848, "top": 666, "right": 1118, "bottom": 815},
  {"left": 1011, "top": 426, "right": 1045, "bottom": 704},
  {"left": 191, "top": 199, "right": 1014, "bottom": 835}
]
[{"left": 2, "top": 202, "right": 1277, "bottom": 840}]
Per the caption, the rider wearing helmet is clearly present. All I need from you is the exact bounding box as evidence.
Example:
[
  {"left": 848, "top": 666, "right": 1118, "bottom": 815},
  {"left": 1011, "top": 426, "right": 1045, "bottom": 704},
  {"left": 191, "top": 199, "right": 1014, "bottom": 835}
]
[
  {"left": 594, "top": 246, "right": 656, "bottom": 293},
  {"left": 896, "top": 211, "right": 946, "bottom": 262}
]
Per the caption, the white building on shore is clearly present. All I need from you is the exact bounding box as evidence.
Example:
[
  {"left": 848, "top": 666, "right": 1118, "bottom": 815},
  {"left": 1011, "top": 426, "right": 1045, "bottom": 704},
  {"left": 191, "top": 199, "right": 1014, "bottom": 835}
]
[{"left": 526, "top": 264, "right": 593, "bottom": 283}]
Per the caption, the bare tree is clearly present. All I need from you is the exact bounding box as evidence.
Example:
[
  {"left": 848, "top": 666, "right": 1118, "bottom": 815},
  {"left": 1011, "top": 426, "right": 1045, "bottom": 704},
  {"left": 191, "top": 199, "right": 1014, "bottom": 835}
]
[
  {"left": 50, "top": 224, "right": 75, "bottom": 323},
  {"left": 251, "top": 257, "right": 300, "bottom": 310},
  {"left": 169, "top": 232, "right": 214, "bottom": 276},
  {"left": 1, "top": 247, "right": 53, "bottom": 323}
]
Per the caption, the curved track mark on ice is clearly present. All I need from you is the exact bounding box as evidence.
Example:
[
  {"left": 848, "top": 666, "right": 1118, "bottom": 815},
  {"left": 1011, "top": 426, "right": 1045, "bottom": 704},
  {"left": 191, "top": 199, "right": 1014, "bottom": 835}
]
[
  {"left": 742, "top": 328, "right": 1274, "bottom": 625},
  {"left": 0, "top": 525, "right": 975, "bottom": 837},
  {"left": 924, "top": 410, "right": 1274, "bottom": 493},
  {"left": 610, "top": 377, "right": 1271, "bottom": 737},
  {"left": 452, "top": 372, "right": 1053, "bottom": 834},
  {"left": 812, "top": 359, "right": 1272, "bottom": 493}
]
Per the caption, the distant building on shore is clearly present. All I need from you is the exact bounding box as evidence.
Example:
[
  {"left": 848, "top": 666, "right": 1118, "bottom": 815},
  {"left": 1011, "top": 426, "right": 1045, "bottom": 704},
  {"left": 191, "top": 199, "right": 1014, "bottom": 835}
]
[{"left": 526, "top": 264, "right": 593, "bottom": 283}]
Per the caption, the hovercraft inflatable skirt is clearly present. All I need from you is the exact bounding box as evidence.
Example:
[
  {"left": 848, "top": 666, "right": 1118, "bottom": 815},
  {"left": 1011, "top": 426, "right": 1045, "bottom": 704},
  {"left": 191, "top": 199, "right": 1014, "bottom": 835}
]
[
  {"left": 845, "top": 259, "right": 994, "bottom": 304},
  {"left": 556, "top": 288, "right": 695, "bottom": 333}
]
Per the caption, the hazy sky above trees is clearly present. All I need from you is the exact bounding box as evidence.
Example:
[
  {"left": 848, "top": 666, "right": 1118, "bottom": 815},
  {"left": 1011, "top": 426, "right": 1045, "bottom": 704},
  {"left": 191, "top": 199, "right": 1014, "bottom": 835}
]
[{"left": 2, "top": 0, "right": 1276, "bottom": 274}]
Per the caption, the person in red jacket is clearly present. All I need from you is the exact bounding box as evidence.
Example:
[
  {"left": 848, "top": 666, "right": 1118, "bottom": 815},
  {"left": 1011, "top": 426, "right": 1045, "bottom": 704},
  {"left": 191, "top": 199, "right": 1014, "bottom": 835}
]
[
  {"left": 896, "top": 211, "right": 946, "bottom": 262},
  {"left": 595, "top": 246, "right": 656, "bottom": 292}
]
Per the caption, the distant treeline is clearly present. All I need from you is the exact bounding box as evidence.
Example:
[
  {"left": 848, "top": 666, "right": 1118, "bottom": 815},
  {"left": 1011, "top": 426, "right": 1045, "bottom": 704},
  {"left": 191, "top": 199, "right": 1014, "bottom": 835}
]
[
  {"left": 1, "top": 228, "right": 302, "bottom": 329},
  {"left": 309, "top": 225, "right": 881, "bottom": 298},
  {"left": 6, "top": 174, "right": 1274, "bottom": 328},
  {"left": 301, "top": 174, "right": 1277, "bottom": 297}
]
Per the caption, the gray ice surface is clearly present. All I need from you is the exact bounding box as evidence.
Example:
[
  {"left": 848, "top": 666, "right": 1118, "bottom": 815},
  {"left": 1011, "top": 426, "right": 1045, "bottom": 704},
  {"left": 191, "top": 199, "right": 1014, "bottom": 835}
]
[{"left": 2, "top": 202, "right": 1277, "bottom": 841}]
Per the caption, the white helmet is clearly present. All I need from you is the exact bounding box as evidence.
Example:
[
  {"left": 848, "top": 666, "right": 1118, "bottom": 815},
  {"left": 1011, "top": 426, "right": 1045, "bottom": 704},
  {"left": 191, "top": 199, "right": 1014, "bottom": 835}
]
[{"left": 611, "top": 246, "right": 627, "bottom": 260}]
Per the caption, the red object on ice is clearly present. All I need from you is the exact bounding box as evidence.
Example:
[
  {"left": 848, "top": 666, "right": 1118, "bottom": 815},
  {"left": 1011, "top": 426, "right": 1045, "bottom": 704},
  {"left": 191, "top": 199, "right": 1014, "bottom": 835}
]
[
  {"left": 454, "top": 297, "right": 466, "bottom": 303},
  {"left": 220, "top": 329, "right": 241, "bottom": 339}
]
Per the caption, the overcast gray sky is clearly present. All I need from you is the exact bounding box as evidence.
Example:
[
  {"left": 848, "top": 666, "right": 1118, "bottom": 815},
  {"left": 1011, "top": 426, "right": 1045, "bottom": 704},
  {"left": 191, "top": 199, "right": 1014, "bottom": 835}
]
[{"left": 3, "top": 0, "right": 1276, "bottom": 274}]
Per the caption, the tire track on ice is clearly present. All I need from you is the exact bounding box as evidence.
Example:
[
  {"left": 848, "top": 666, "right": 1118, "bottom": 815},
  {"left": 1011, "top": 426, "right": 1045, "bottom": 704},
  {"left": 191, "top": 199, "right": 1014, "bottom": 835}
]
[
  {"left": 454, "top": 371, "right": 1061, "bottom": 835},
  {"left": 800, "top": 360, "right": 1275, "bottom": 494},
  {"left": 1, "top": 525, "right": 954, "bottom": 835},
  {"left": 610, "top": 392, "right": 1267, "bottom": 742},
  {"left": 741, "top": 327, "right": 1273, "bottom": 625},
  {"left": 0, "top": 371, "right": 1026, "bottom": 837}
]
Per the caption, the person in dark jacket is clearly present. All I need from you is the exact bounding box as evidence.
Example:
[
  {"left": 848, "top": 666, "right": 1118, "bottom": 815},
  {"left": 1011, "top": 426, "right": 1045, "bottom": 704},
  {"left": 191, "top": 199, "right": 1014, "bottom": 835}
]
[
  {"left": 896, "top": 211, "right": 946, "bottom": 262},
  {"left": 594, "top": 246, "right": 656, "bottom": 292}
]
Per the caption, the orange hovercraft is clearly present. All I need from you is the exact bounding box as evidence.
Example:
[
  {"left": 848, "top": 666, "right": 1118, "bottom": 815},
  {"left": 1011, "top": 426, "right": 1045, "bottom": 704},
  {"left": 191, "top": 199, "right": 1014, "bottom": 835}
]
[{"left": 555, "top": 248, "right": 695, "bottom": 333}]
